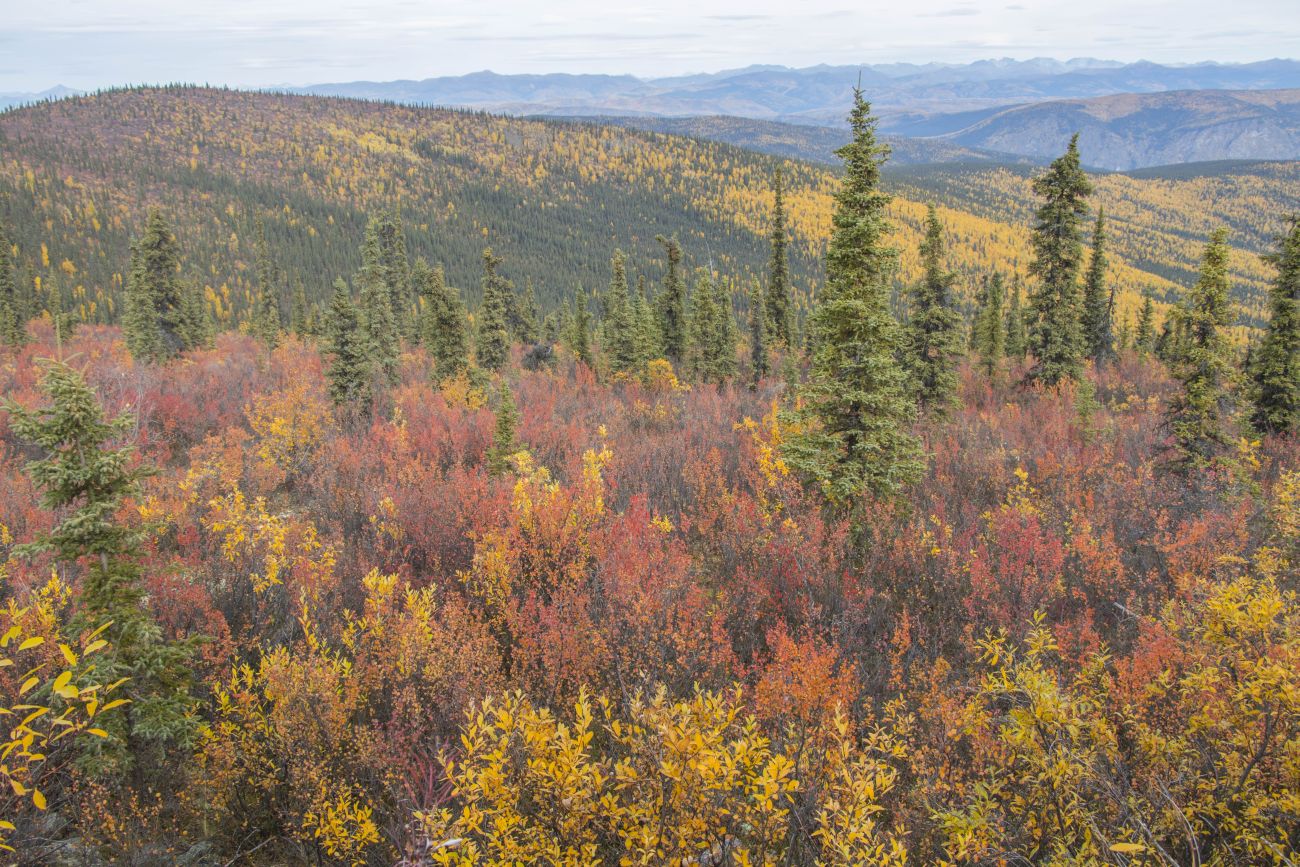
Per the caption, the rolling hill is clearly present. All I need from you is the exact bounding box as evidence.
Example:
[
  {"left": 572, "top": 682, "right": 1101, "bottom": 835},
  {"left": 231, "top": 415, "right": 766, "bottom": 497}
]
[{"left": 0, "top": 86, "right": 1291, "bottom": 335}]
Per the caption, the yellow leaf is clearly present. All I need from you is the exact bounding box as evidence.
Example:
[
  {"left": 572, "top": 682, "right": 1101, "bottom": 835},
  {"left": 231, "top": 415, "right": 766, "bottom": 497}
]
[
  {"left": 32, "top": 790, "right": 46, "bottom": 810},
  {"left": 59, "top": 645, "right": 77, "bottom": 666},
  {"left": 1110, "top": 843, "right": 1147, "bottom": 853},
  {"left": 87, "top": 728, "right": 108, "bottom": 738},
  {"left": 19, "top": 677, "right": 38, "bottom": 695},
  {"left": 17, "top": 637, "right": 44, "bottom": 651}
]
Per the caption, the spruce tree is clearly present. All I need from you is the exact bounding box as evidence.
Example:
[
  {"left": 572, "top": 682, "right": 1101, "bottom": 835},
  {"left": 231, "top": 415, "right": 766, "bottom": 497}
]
[
  {"left": 290, "top": 278, "right": 316, "bottom": 338},
  {"left": 1028, "top": 135, "right": 1093, "bottom": 385},
  {"left": 0, "top": 227, "right": 26, "bottom": 346},
  {"left": 750, "top": 283, "right": 769, "bottom": 388},
  {"left": 416, "top": 259, "right": 470, "bottom": 381},
  {"left": 513, "top": 278, "right": 541, "bottom": 345},
  {"left": 572, "top": 300, "right": 594, "bottom": 368},
  {"left": 6, "top": 360, "right": 196, "bottom": 774},
  {"left": 325, "top": 279, "right": 373, "bottom": 410},
  {"left": 1252, "top": 215, "right": 1300, "bottom": 435},
  {"left": 250, "top": 218, "right": 281, "bottom": 350},
  {"left": 974, "top": 272, "right": 1007, "bottom": 376},
  {"left": 1166, "top": 229, "right": 1238, "bottom": 470},
  {"left": 782, "top": 88, "right": 923, "bottom": 506},
  {"left": 358, "top": 218, "right": 400, "bottom": 383},
  {"left": 1005, "top": 278, "right": 1028, "bottom": 360},
  {"left": 377, "top": 209, "right": 413, "bottom": 334},
  {"left": 175, "top": 277, "right": 212, "bottom": 351},
  {"left": 765, "top": 169, "right": 793, "bottom": 345},
  {"left": 476, "top": 248, "right": 512, "bottom": 372},
  {"left": 1082, "top": 207, "right": 1115, "bottom": 364},
  {"left": 1135, "top": 294, "right": 1156, "bottom": 355},
  {"left": 603, "top": 250, "right": 638, "bottom": 375},
  {"left": 633, "top": 274, "right": 659, "bottom": 368},
  {"left": 904, "top": 205, "right": 964, "bottom": 413},
  {"left": 123, "top": 210, "right": 184, "bottom": 363},
  {"left": 486, "top": 380, "right": 521, "bottom": 476},
  {"left": 655, "top": 235, "right": 687, "bottom": 366}
]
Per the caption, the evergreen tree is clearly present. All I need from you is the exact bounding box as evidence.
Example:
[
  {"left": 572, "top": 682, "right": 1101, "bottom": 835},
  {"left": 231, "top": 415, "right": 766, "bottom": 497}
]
[
  {"left": 687, "top": 271, "right": 737, "bottom": 384},
  {"left": 290, "top": 278, "right": 316, "bottom": 338},
  {"left": 1005, "top": 278, "right": 1028, "bottom": 360},
  {"left": 765, "top": 169, "right": 793, "bottom": 345},
  {"left": 1135, "top": 293, "right": 1156, "bottom": 355},
  {"left": 324, "top": 279, "right": 373, "bottom": 410},
  {"left": 417, "top": 260, "right": 470, "bottom": 381},
  {"left": 175, "top": 277, "right": 212, "bottom": 351},
  {"left": 486, "top": 380, "right": 521, "bottom": 476},
  {"left": 123, "top": 209, "right": 184, "bottom": 363},
  {"left": 250, "top": 218, "right": 282, "bottom": 350},
  {"left": 904, "top": 205, "right": 964, "bottom": 413},
  {"left": 377, "top": 209, "right": 413, "bottom": 334},
  {"left": 974, "top": 272, "right": 1007, "bottom": 376},
  {"left": 655, "top": 235, "right": 687, "bottom": 365},
  {"left": 749, "top": 283, "right": 769, "bottom": 388},
  {"left": 6, "top": 360, "right": 196, "bottom": 775},
  {"left": 0, "top": 227, "right": 26, "bottom": 346},
  {"left": 476, "top": 248, "right": 512, "bottom": 372},
  {"left": 1082, "top": 207, "right": 1115, "bottom": 364},
  {"left": 632, "top": 274, "right": 659, "bottom": 368},
  {"left": 358, "top": 218, "right": 400, "bottom": 383},
  {"left": 1028, "top": 135, "right": 1093, "bottom": 385},
  {"left": 782, "top": 88, "right": 923, "bottom": 506},
  {"left": 513, "top": 278, "right": 541, "bottom": 345},
  {"left": 572, "top": 300, "right": 594, "bottom": 368},
  {"left": 603, "top": 250, "right": 638, "bottom": 375},
  {"left": 1252, "top": 215, "right": 1300, "bottom": 435},
  {"left": 1166, "top": 229, "right": 1238, "bottom": 470}
]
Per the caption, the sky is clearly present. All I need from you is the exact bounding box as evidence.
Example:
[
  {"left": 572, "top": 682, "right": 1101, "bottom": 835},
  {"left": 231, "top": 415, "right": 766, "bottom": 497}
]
[{"left": 2, "top": 0, "right": 1297, "bottom": 92}]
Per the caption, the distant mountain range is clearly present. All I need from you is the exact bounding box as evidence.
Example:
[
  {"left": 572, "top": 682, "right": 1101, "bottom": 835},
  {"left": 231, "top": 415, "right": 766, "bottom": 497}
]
[
  {"left": 297, "top": 58, "right": 1300, "bottom": 126},
  {"left": 0, "top": 85, "right": 82, "bottom": 110}
]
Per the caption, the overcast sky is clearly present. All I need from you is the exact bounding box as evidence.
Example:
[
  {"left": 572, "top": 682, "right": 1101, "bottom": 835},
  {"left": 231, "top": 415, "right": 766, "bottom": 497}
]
[{"left": 3, "top": 0, "right": 1296, "bottom": 92}]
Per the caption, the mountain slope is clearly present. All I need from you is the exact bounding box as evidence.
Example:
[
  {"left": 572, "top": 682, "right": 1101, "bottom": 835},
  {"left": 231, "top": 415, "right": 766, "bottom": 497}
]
[
  {"left": 0, "top": 86, "right": 1278, "bottom": 335},
  {"left": 938, "top": 88, "right": 1300, "bottom": 169}
]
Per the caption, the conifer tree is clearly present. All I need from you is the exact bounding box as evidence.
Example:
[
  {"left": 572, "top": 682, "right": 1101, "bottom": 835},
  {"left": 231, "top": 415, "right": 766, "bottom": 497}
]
[
  {"left": 655, "top": 235, "right": 687, "bottom": 365},
  {"left": 974, "top": 272, "right": 1006, "bottom": 375},
  {"left": 486, "top": 380, "right": 521, "bottom": 476},
  {"left": 633, "top": 274, "right": 659, "bottom": 368},
  {"left": 290, "top": 278, "right": 316, "bottom": 338},
  {"left": 603, "top": 250, "right": 638, "bottom": 375},
  {"left": 175, "top": 277, "right": 212, "bottom": 351},
  {"left": 6, "top": 360, "right": 196, "bottom": 774},
  {"left": 782, "top": 88, "right": 923, "bottom": 506},
  {"left": 249, "top": 220, "right": 282, "bottom": 350},
  {"left": 571, "top": 299, "right": 593, "bottom": 368},
  {"left": 1166, "top": 229, "right": 1238, "bottom": 470},
  {"left": 0, "top": 227, "right": 26, "bottom": 346},
  {"left": 1028, "top": 135, "right": 1093, "bottom": 384},
  {"left": 687, "top": 271, "right": 737, "bottom": 384},
  {"left": 1251, "top": 215, "right": 1300, "bottom": 435},
  {"left": 325, "top": 279, "right": 373, "bottom": 410},
  {"left": 377, "top": 209, "right": 413, "bottom": 334},
  {"left": 513, "top": 278, "right": 541, "bottom": 345},
  {"left": 476, "top": 248, "right": 512, "bottom": 372},
  {"left": 904, "top": 205, "right": 964, "bottom": 413},
  {"left": 1005, "top": 278, "right": 1028, "bottom": 360},
  {"left": 765, "top": 169, "right": 793, "bottom": 345},
  {"left": 1082, "top": 208, "right": 1115, "bottom": 364},
  {"left": 749, "top": 284, "right": 769, "bottom": 388},
  {"left": 1135, "top": 294, "right": 1156, "bottom": 355},
  {"left": 123, "top": 209, "right": 184, "bottom": 362},
  {"left": 416, "top": 259, "right": 471, "bottom": 381},
  {"left": 358, "top": 218, "right": 400, "bottom": 383}
]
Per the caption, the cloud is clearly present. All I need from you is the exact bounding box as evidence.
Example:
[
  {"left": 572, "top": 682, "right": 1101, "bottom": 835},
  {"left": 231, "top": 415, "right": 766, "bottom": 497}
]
[{"left": 923, "top": 6, "right": 981, "bottom": 17}]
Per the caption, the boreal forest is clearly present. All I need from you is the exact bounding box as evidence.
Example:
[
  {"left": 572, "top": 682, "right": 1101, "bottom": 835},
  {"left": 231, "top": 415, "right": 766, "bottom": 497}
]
[{"left": 0, "top": 82, "right": 1297, "bottom": 865}]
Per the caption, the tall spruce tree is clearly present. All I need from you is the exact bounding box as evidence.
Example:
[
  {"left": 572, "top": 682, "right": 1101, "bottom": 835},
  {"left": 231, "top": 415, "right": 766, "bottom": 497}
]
[
  {"left": 123, "top": 209, "right": 184, "bottom": 363},
  {"left": 0, "top": 227, "right": 25, "bottom": 346},
  {"left": 486, "top": 380, "right": 521, "bottom": 476},
  {"left": 749, "top": 283, "right": 769, "bottom": 388},
  {"left": 416, "top": 259, "right": 470, "bottom": 381},
  {"left": 1082, "top": 207, "right": 1115, "bottom": 364},
  {"left": 6, "top": 360, "right": 196, "bottom": 774},
  {"left": 1005, "top": 278, "right": 1028, "bottom": 360},
  {"left": 250, "top": 217, "right": 282, "bottom": 349},
  {"left": 476, "top": 248, "right": 512, "bottom": 372},
  {"left": 377, "top": 209, "right": 413, "bottom": 335},
  {"left": 905, "top": 205, "right": 964, "bottom": 413},
  {"left": 325, "top": 279, "right": 373, "bottom": 410},
  {"left": 765, "top": 169, "right": 793, "bottom": 345},
  {"left": 1166, "top": 229, "right": 1238, "bottom": 470},
  {"left": 1028, "top": 134, "right": 1093, "bottom": 384},
  {"left": 1252, "top": 215, "right": 1300, "bottom": 435},
  {"left": 688, "top": 271, "right": 737, "bottom": 385},
  {"left": 570, "top": 296, "right": 594, "bottom": 368},
  {"left": 358, "top": 218, "right": 400, "bottom": 383},
  {"left": 974, "top": 272, "right": 1007, "bottom": 376},
  {"left": 1135, "top": 294, "right": 1156, "bottom": 355},
  {"left": 175, "top": 277, "right": 212, "bottom": 351},
  {"left": 655, "top": 235, "right": 687, "bottom": 366},
  {"left": 513, "top": 278, "right": 541, "bottom": 345},
  {"left": 781, "top": 88, "right": 923, "bottom": 506},
  {"left": 632, "top": 274, "right": 658, "bottom": 370},
  {"left": 603, "top": 250, "right": 638, "bottom": 376}
]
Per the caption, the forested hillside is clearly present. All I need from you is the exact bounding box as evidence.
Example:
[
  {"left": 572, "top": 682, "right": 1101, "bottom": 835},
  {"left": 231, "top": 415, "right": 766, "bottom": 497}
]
[{"left": 1, "top": 86, "right": 1280, "bottom": 335}]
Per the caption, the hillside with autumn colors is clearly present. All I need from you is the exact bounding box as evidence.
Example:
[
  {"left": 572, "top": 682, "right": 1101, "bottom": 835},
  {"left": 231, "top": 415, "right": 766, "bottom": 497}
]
[
  {"left": 0, "top": 78, "right": 1299, "bottom": 867},
  {"left": 2, "top": 86, "right": 1288, "bottom": 335}
]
